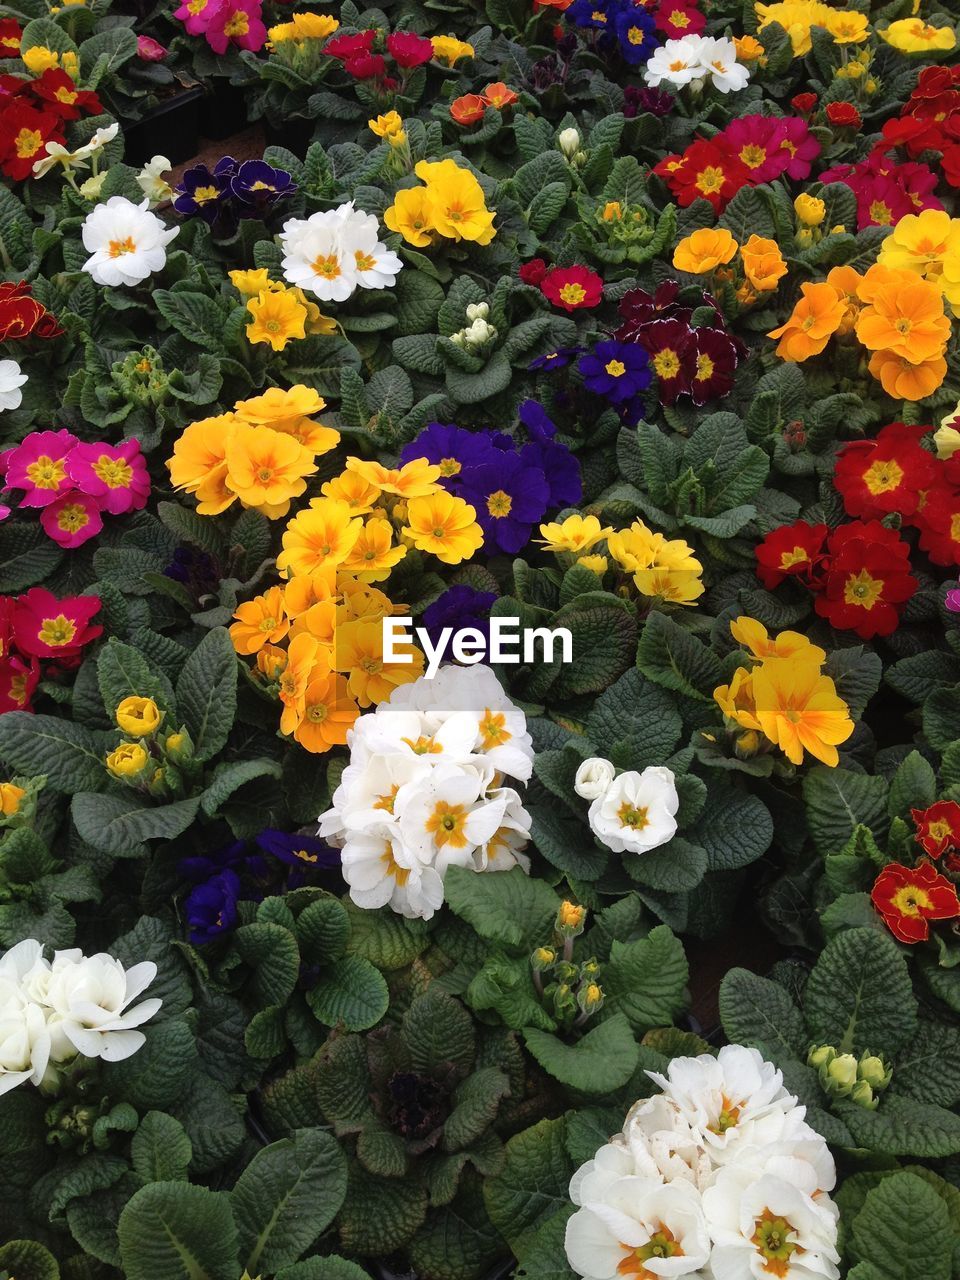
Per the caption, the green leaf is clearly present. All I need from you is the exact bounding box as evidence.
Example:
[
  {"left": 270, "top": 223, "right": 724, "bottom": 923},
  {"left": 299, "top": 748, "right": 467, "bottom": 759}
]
[
  {"left": 802, "top": 767, "right": 889, "bottom": 856},
  {"left": 296, "top": 897, "right": 349, "bottom": 965},
  {"left": 276, "top": 1259, "right": 370, "bottom": 1280},
  {"left": 601, "top": 925, "right": 688, "bottom": 1032},
  {"left": 403, "top": 990, "right": 475, "bottom": 1075},
  {"left": 200, "top": 759, "right": 282, "bottom": 816},
  {"left": 118, "top": 1182, "right": 238, "bottom": 1280},
  {"left": 695, "top": 786, "right": 773, "bottom": 871},
  {"left": 175, "top": 628, "right": 238, "bottom": 763},
  {"left": 522, "top": 1013, "right": 639, "bottom": 1093},
  {"left": 130, "top": 1112, "right": 192, "bottom": 1183},
  {"left": 0, "top": 523, "right": 63, "bottom": 591},
  {"left": 234, "top": 922, "right": 301, "bottom": 1008},
  {"left": 887, "top": 750, "right": 936, "bottom": 819},
  {"left": 232, "top": 1129, "right": 348, "bottom": 1275},
  {"left": 850, "top": 1172, "right": 952, "bottom": 1280},
  {"left": 443, "top": 866, "right": 559, "bottom": 953},
  {"left": 805, "top": 927, "right": 916, "bottom": 1055},
  {"left": 636, "top": 612, "right": 723, "bottom": 701},
  {"left": 548, "top": 593, "right": 637, "bottom": 698},
  {"left": 0, "top": 1240, "right": 60, "bottom": 1280},
  {"left": 306, "top": 954, "right": 389, "bottom": 1031},
  {"left": 154, "top": 290, "right": 236, "bottom": 351},
  {"left": 718, "top": 967, "right": 807, "bottom": 1060},
  {"left": 342, "top": 900, "right": 429, "bottom": 970},
  {"left": 337, "top": 1166, "right": 427, "bottom": 1256},
  {"left": 586, "top": 669, "right": 682, "bottom": 765},
  {"left": 97, "top": 638, "right": 176, "bottom": 721},
  {"left": 443, "top": 1067, "right": 510, "bottom": 1152},
  {"left": 71, "top": 793, "right": 200, "bottom": 858},
  {"left": 484, "top": 1117, "right": 574, "bottom": 1256},
  {"left": 837, "top": 1093, "right": 960, "bottom": 1158},
  {"left": 891, "top": 1021, "right": 960, "bottom": 1109},
  {"left": 0, "top": 713, "right": 110, "bottom": 793}
]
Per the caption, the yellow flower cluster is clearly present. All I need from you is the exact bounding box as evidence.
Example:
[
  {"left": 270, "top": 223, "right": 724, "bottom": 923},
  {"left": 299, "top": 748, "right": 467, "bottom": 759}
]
[
  {"left": 713, "top": 618, "right": 853, "bottom": 767},
  {"left": 268, "top": 11, "right": 339, "bottom": 43},
  {"left": 167, "top": 385, "right": 340, "bottom": 518},
  {"left": 276, "top": 457, "right": 483, "bottom": 579},
  {"left": 876, "top": 209, "right": 960, "bottom": 318},
  {"left": 229, "top": 269, "right": 337, "bottom": 352},
  {"left": 754, "top": 1, "right": 868, "bottom": 56},
  {"left": 22, "top": 45, "right": 79, "bottom": 76},
  {"left": 230, "top": 567, "right": 425, "bottom": 747},
  {"left": 538, "top": 514, "right": 705, "bottom": 606},
  {"left": 384, "top": 159, "right": 496, "bottom": 249},
  {"left": 104, "top": 697, "right": 197, "bottom": 799},
  {"left": 672, "top": 227, "right": 787, "bottom": 303},
  {"left": 369, "top": 111, "right": 407, "bottom": 148}
]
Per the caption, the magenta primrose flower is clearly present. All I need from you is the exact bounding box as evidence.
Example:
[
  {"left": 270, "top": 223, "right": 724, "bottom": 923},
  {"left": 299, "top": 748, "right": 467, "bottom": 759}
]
[
  {"left": 40, "top": 492, "right": 104, "bottom": 549},
  {"left": 66, "top": 440, "right": 150, "bottom": 515},
  {"left": 203, "top": 0, "right": 267, "bottom": 54},
  {"left": 4, "top": 429, "right": 79, "bottom": 507},
  {"left": 946, "top": 586, "right": 960, "bottom": 613}
]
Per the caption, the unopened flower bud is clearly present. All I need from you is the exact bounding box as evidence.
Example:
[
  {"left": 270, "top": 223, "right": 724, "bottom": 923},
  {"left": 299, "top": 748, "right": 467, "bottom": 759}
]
[
  {"left": 826, "top": 1052, "right": 858, "bottom": 1089},
  {"left": 574, "top": 757, "right": 615, "bottom": 800},
  {"left": 163, "top": 726, "right": 194, "bottom": 765},
  {"left": 849, "top": 1079, "right": 877, "bottom": 1109},
  {"left": 807, "top": 1044, "right": 836, "bottom": 1070},
  {"left": 558, "top": 127, "right": 580, "bottom": 158},
  {"left": 531, "top": 946, "right": 557, "bottom": 972},
  {"left": 580, "top": 957, "right": 601, "bottom": 980},
  {"left": 734, "top": 730, "right": 760, "bottom": 758},
  {"left": 794, "top": 193, "right": 825, "bottom": 227},
  {"left": 857, "top": 1052, "right": 891, "bottom": 1092},
  {"left": 556, "top": 900, "right": 586, "bottom": 936},
  {"left": 465, "top": 301, "right": 489, "bottom": 321},
  {"left": 577, "top": 982, "right": 604, "bottom": 1016}
]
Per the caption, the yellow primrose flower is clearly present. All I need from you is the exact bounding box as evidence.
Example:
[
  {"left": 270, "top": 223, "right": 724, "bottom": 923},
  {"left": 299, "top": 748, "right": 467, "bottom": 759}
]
[
  {"left": 22, "top": 45, "right": 61, "bottom": 74},
  {"left": 934, "top": 407, "right": 960, "bottom": 459},
  {"left": 334, "top": 617, "right": 424, "bottom": 708},
  {"left": 268, "top": 20, "right": 297, "bottom": 42},
  {"left": 369, "top": 111, "right": 406, "bottom": 146},
  {"left": 115, "top": 696, "right": 163, "bottom": 737},
  {"left": 106, "top": 742, "right": 149, "bottom": 780},
  {"left": 341, "top": 517, "right": 408, "bottom": 582},
  {"left": 414, "top": 159, "right": 497, "bottom": 245},
  {"left": 291, "top": 11, "right": 338, "bottom": 38},
  {"left": 825, "top": 10, "right": 868, "bottom": 42},
  {"left": 729, "top": 616, "right": 826, "bottom": 665},
  {"left": 733, "top": 34, "right": 764, "bottom": 60},
  {"left": 245, "top": 288, "right": 307, "bottom": 351},
  {"left": 277, "top": 499, "right": 364, "bottom": 578},
  {"left": 0, "top": 782, "right": 26, "bottom": 816},
  {"left": 878, "top": 209, "right": 960, "bottom": 314},
  {"left": 673, "top": 227, "right": 738, "bottom": 274},
  {"left": 880, "top": 18, "right": 956, "bottom": 52},
  {"left": 383, "top": 187, "right": 436, "bottom": 248},
  {"left": 321, "top": 469, "right": 381, "bottom": 513},
  {"left": 430, "top": 35, "right": 474, "bottom": 65},
  {"left": 577, "top": 555, "right": 608, "bottom": 574},
  {"left": 602, "top": 201, "right": 623, "bottom": 222},
  {"left": 402, "top": 491, "right": 484, "bottom": 564},
  {"left": 345, "top": 456, "right": 442, "bottom": 498},
  {"left": 794, "top": 193, "right": 826, "bottom": 227},
  {"left": 537, "top": 513, "right": 612, "bottom": 554},
  {"left": 229, "top": 268, "right": 274, "bottom": 297},
  {"left": 754, "top": 0, "right": 834, "bottom": 56}
]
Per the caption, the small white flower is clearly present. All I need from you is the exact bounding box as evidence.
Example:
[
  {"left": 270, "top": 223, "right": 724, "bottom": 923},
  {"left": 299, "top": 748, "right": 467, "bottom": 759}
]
[
  {"left": 0, "top": 989, "right": 50, "bottom": 1096},
  {"left": 280, "top": 202, "right": 400, "bottom": 303},
  {"left": 0, "top": 359, "right": 27, "bottom": 412},
  {"left": 565, "top": 1176, "right": 710, "bottom": 1280},
  {"left": 79, "top": 173, "right": 108, "bottom": 201},
  {"left": 558, "top": 127, "right": 581, "bottom": 157},
  {"left": 44, "top": 950, "right": 162, "bottom": 1063},
  {"left": 340, "top": 826, "right": 444, "bottom": 920},
  {"left": 32, "top": 141, "right": 92, "bottom": 180},
  {"left": 137, "top": 154, "right": 173, "bottom": 205},
  {"left": 698, "top": 36, "right": 751, "bottom": 93},
  {"left": 397, "top": 763, "right": 507, "bottom": 866},
  {"left": 588, "top": 766, "right": 678, "bottom": 854},
  {"left": 643, "top": 35, "right": 709, "bottom": 88},
  {"left": 575, "top": 757, "right": 616, "bottom": 801},
  {"left": 81, "top": 195, "right": 179, "bottom": 287}
]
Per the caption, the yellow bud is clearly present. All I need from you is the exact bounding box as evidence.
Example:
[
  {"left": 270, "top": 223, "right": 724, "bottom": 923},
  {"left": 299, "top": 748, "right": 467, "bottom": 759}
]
[
  {"left": 106, "top": 742, "right": 149, "bottom": 779},
  {"left": 0, "top": 781, "right": 26, "bottom": 816},
  {"left": 794, "top": 194, "right": 826, "bottom": 227},
  {"left": 557, "top": 900, "right": 586, "bottom": 934},
  {"left": 115, "top": 695, "right": 162, "bottom": 738}
]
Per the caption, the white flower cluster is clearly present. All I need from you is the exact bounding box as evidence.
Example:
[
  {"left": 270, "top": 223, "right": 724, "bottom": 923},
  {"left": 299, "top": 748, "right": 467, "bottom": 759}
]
[
  {"left": 81, "top": 195, "right": 180, "bottom": 288},
  {"left": 0, "top": 939, "right": 162, "bottom": 1096},
  {"left": 280, "top": 201, "right": 402, "bottom": 303},
  {"left": 320, "top": 666, "right": 533, "bottom": 920},
  {"left": 644, "top": 36, "right": 751, "bottom": 94},
  {"left": 449, "top": 301, "right": 498, "bottom": 350},
  {"left": 565, "top": 1046, "right": 840, "bottom": 1280},
  {"left": 575, "top": 758, "right": 679, "bottom": 855}
]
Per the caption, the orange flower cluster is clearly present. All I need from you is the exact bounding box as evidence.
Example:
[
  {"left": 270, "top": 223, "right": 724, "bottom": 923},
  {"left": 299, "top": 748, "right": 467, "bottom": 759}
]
[
  {"left": 450, "top": 81, "right": 519, "bottom": 125},
  {"left": 229, "top": 567, "right": 425, "bottom": 751},
  {"left": 768, "top": 263, "right": 951, "bottom": 401}
]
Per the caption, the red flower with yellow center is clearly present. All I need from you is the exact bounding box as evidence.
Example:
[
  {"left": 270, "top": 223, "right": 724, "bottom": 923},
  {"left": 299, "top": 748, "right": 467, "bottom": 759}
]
[
  {"left": 871, "top": 860, "right": 960, "bottom": 943},
  {"left": 663, "top": 138, "right": 750, "bottom": 214},
  {"left": 834, "top": 422, "right": 936, "bottom": 519},
  {"left": 754, "top": 521, "right": 828, "bottom": 590},
  {"left": 815, "top": 520, "right": 916, "bottom": 639},
  {"left": 0, "top": 101, "right": 64, "bottom": 181},
  {"left": 915, "top": 482, "right": 960, "bottom": 566},
  {"left": 540, "top": 264, "right": 603, "bottom": 313},
  {"left": 912, "top": 800, "right": 960, "bottom": 859}
]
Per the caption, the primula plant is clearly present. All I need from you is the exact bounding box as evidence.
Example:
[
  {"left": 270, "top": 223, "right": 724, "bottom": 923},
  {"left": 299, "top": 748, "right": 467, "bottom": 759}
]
[{"left": 4, "top": 0, "right": 960, "bottom": 1275}]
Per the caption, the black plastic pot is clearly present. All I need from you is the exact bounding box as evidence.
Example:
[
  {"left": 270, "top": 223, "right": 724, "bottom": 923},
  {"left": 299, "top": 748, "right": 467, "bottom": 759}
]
[
  {"left": 123, "top": 86, "right": 204, "bottom": 168},
  {"left": 264, "top": 114, "right": 315, "bottom": 157},
  {"left": 198, "top": 81, "right": 248, "bottom": 140}
]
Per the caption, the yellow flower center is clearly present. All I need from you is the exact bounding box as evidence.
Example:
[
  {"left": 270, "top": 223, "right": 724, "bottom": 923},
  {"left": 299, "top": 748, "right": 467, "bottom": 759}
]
[
  {"left": 617, "top": 802, "right": 649, "bottom": 830},
  {"left": 306, "top": 702, "right": 328, "bottom": 722},
  {"left": 55, "top": 86, "right": 77, "bottom": 104},
  {"left": 402, "top": 735, "right": 442, "bottom": 755},
  {"left": 38, "top": 615, "right": 77, "bottom": 647},
  {"left": 312, "top": 253, "right": 341, "bottom": 279},
  {"left": 652, "top": 349, "right": 680, "bottom": 379},
  {"left": 559, "top": 283, "right": 587, "bottom": 305},
  {"left": 740, "top": 144, "right": 768, "bottom": 169},
  {"left": 108, "top": 237, "right": 136, "bottom": 258},
  {"left": 927, "top": 818, "right": 953, "bottom": 844},
  {"left": 354, "top": 250, "right": 377, "bottom": 272},
  {"left": 709, "top": 1093, "right": 742, "bottom": 1134},
  {"left": 617, "top": 1228, "right": 684, "bottom": 1278},
  {"left": 479, "top": 710, "right": 509, "bottom": 748},
  {"left": 223, "top": 10, "right": 249, "bottom": 35},
  {"left": 605, "top": 359, "right": 627, "bottom": 377},
  {"left": 843, "top": 568, "right": 883, "bottom": 609},
  {"left": 486, "top": 489, "right": 512, "bottom": 517},
  {"left": 25, "top": 456, "right": 65, "bottom": 490},
  {"left": 374, "top": 785, "right": 400, "bottom": 815},
  {"left": 627, "top": 25, "right": 645, "bottom": 44},
  {"left": 439, "top": 457, "right": 461, "bottom": 477},
  {"left": 56, "top": 503, "right": 90, "bottom": 533},
  {"left": 751, "top": 1209, "right": 799, "bottom": 1277},
  {"left": 381, "top": 846, "right": 411, "bottom": 885},
  {"left": 92, "top": 455, "right": 133, "bottom": 489},
  {"left": 425, "top": 800, "right": 469, "bottom": 848},
  {"left": 193, "top": 185, "right": 220, "bottom": 204},
  {"left": 15, "top": 127, "right": 42, "bottom": 159},
  {"left": 696, "top": 166, "right": 725, "bottom": 195},
  {"left": 863, "top": 458, "right": 904, "bottom": 495},
  {"left": 695, "top": 353, "right": 715, "bottom": 381},
  {"left": 779, "top": 546, "right": 810, "bottom": 570},
  {"left": 869, "top": 200, "right": 894, "bottom": 226}
]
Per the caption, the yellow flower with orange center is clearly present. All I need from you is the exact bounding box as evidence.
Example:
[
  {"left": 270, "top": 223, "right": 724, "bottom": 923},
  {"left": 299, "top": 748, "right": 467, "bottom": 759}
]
[
  {"left": 383, "top": 187, "right": 436, "bottom": 248},
  {"left": 672, "top": 227, "right": 739, "bottom": 275},
  {"left": 730, "top": 616, "right": 826, "bottom": 664},
  {"left": 321, "top": 469, "right": 381, "bottom": 513},
  {"left": 244, "top": 287, "right": 307, "bottom": 351},
  {"left": 224, "top": 423, "right": 318, "bottom": 515},
  {"left": 345, "top": 455, "right": 442, "bottom": 498},
  {"left": 767, "top": 282, "right": 847, "bottom": 361},
  {"left": 341, "top": 517, "right": 407, "bottom": 582},
  {"left": 751, "top": 655, "right": 854, "bottom": 767},
  {"left": 277, "top": 499, "right": 364, "bottom": 578},
  {"left": 230, "top": 586, "right": 290, "bottom": 655},
  {"left": 880, "top": 17, "right": 956, "bottom": 52},
  {"left": 166, "top": 414, "right": 239, "bottom": 515},
  {"left": 334, "top": 617, "right": 424, "bottom": 707},
  {"left": 278, "top": 633, "right": 323, "bottom": 735},
  {"left": 741, "top": 235, "right": 788, "bottom": 293},
  {"left": 538, "top": 513, "right": 612, "bottom": 554}
]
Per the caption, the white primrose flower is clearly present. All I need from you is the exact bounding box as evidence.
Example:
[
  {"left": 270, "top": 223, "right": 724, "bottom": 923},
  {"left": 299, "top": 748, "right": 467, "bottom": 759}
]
[
  {"left": 575, "top": 757, "right": 616, "bottom": 801},
  {"left": 697, "top": 36, "right": 751, "bottom": 93},
  {"left": 340, "top": 826, "right": 445, "bottom": 920},
  {"left": 646, "top": 1045, "right": 805, "bottom": 1166},
  {"left": 0, "top": 359, "right": 27, "bottom": 412},
  {"left": 44, "top": 951, "right": 162, "bottom": 1063},
  {"left": 565, "top": 1176, "right": 711, "bottom": 1280},
  {"left": 280, "top": 202, "right": 401, "bottom": 303},
  {"left": 703, "top": 1157, "right": 840, "bottom": 1280},
  {"left": 32, "top": 141, "right": 93, "bottom": 180},
  {"left": 398, "top": 763, "right": 508, "bottom": 866},
  {"left": 643, "top": 35, "right": 711, "bottom": 88},
  {"left": 0, "top": 987, "right": 50, "bottom": 1097},
  {"left": 588, "top": 766, "right": 678, "bottom": 854},
  {"left": 619, "top": 1093, "right": 716, "bottom": 1190},
  {"left": 81, "top": 195, "right": 179, "bottom": 287},
  {"left": 479, "top": 787, "right": 532, "bottom": 871},
  {"left": 137, "top": 155, "right": 173, "bottom": 205}
]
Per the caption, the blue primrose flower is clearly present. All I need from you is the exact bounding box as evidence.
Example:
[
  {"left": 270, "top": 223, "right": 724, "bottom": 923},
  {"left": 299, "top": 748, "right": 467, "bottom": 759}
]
[
  {"left": 230, "top": 159, "right": 297, "bottom": 214},
  {"left": 462, "top": 453, "right": 551, "bottom": 555},
  {"left": 400, "top": 422, "right": 500, "bottom": 490},
  {"left": 528, "top": 346, "right": 583, "bottom": 372},
  {"left": 255, "top": 828, "right": 342, "bottom": 872},
  {"left": 518, "top": 399, "right": 557, "bottom": 442},
  {"left": 422, "top": 585, "right": 498, "bottom": 653},
  {"left": 566, "top": 0, "right": 623, "bottom": 32},
  {"left": 185, "top": 869, "right": 241, "bottom": 945},
  {"left": 579, "top": 341, "right": 652, "bottom": 405},
  {"left": 614, "top": 8, "right": 658, "bottom": 64},
  {"left": 173, "top": 156, "right": 236, "bottom": 226}
]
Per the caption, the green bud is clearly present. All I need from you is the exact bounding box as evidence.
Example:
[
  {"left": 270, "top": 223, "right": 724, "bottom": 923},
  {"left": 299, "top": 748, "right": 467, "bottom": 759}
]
[
  {"left": 580, "top": 957, "right": 601, "bottom": 981},
  {"left": 857, "top": 1052, "right": 892, "bottom": 1092},
  {"left": 531, "top": 946, "right": 557, "bottom": 972},
  {"left": 553, "top": 961, "right": 579, "bottom": 985},
  {"left": 807, "top": 1044, "right": 836, "bottom": 1070},
  {"left": 164, "top": 726, "right": 195, "bottom": 766},
  {"left": 553, "top": 983, "right": 577, "bottom": 1018},
  {"left": 577, "top": 982, "right": 604, "bottom": 1017},
  {"left": 849, "top": 1079, "right": 877, "bottom": 1110},
  {"left": 826, "top": 1053, "right": 858, "bottom": 1088}
]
